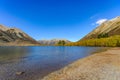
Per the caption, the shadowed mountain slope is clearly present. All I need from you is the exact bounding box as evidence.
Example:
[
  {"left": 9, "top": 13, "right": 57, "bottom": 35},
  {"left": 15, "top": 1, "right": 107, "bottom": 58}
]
[{"left": 0, "top": 25, "right": 40, "bottom": 46}]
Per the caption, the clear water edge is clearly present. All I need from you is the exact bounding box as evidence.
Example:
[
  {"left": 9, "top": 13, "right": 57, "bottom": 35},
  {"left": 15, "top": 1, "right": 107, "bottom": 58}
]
[{"left": 0, "top": 46, "right": 106, "bottom": 80}]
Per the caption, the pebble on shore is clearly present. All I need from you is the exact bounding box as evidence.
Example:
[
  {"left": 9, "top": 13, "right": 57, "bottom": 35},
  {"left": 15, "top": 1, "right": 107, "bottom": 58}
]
[{"left": 16, "top": 72, "right": 25, "bottom": 75}]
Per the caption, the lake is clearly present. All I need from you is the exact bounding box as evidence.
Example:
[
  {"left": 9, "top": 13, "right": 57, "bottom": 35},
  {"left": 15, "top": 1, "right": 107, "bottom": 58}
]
[{"left": 0, "top": 46, "right": 106, "bottom": 80}]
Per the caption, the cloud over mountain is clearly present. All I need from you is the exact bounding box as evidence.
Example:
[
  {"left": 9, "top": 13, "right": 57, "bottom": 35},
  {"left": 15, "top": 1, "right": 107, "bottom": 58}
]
[{"left": 96, "top": 19, "right": 108, "bottom": 25}]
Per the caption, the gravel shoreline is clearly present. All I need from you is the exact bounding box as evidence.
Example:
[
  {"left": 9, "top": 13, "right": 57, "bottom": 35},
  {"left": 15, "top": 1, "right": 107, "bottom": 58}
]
[{"left": 41, "top": 48, "right": 120, "bottom": 80}]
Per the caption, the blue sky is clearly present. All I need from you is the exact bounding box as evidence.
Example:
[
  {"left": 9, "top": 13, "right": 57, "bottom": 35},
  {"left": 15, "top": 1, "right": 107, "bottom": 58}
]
[{"left": 0, "top": 0, "right": 120, "bottom": 41}]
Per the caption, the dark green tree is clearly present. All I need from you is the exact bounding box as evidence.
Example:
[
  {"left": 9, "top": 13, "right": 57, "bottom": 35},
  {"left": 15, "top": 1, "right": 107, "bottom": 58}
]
[
  {"left": 116, "top": 40, "right": 120, "bottom": 47},
  {"left": 98, "top": 33, "right": 108, "bottom": 38},
  {"left": 57, "top": 40, "right": 66, "bottom": 46}
]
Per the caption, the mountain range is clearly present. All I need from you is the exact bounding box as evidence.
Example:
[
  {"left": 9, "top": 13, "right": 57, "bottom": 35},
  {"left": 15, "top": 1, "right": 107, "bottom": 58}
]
[
  {"left": 38, "top": 39, "right": 71, "bottom": 46},
  {"left": 0, "top": 16, "right": 120, "bottom": 46}
]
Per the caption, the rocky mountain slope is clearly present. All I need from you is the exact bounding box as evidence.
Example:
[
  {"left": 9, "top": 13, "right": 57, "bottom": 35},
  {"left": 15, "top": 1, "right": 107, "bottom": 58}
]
[
  {"left": 82, "top": 16, "right": 120, "bottom": 40},
  {"left": 0, "top": 25, "right": 40, "bottom": 46},
  {"left": 39, "top": 39, "right": 71, "bottom": 45}
]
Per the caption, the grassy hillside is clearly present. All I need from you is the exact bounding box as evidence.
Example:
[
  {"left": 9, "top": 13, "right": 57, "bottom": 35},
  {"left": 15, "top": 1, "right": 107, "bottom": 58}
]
[
  {"left": 82, "top": 17, "right": 120, "bottom": 40},
  {"left": 66, "top": 35, "right": 120, "bottom": 47},
  {"left": 66, "top": 17, "right": 120, "bottom": 47}
]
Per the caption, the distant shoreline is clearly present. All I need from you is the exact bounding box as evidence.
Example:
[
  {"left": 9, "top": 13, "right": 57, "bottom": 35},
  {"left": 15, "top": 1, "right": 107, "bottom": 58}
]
[{"left": 41, "top": 47, "right": 120, "bottom": 80}]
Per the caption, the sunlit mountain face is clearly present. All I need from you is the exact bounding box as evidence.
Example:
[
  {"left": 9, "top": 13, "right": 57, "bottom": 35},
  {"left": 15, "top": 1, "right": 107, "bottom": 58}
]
[{"left": 0, "top": 25, "right": 40, "bottom": 46}]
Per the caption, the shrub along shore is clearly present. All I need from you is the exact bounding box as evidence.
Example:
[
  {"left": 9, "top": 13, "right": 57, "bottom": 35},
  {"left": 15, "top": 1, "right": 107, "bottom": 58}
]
[{"left": 65, "top": 35, "right": 120, "bottom": 47}]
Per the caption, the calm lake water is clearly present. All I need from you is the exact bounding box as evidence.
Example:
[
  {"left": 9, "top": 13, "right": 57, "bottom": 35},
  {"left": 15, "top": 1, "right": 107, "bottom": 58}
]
[{"left": 0, "top": 46, "right": 106, "bottom": 80}]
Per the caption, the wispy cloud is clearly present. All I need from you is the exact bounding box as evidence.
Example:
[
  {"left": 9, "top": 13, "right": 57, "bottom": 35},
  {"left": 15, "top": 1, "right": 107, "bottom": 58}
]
[
  {"left": 96, "top": 19, "right": 108, "bottom": 25},
  {"left": 90, "top": 14, "right": 98, "bottom": 19}
]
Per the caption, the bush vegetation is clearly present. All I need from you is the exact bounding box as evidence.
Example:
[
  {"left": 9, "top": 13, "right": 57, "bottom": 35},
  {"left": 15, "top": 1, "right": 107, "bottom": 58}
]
[
  {"left": 97, "top": 33, "right": 109, "bottom": 38},
  {"left": 65, "top": 35, "right": 120, "bottom": 47},
  {"left": 55, "top": 40, "right": 66, "bottom": 46}
]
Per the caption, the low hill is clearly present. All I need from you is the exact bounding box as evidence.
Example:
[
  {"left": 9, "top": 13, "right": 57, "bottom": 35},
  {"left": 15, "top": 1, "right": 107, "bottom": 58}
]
[{"left": 38, "top": 39, "right": 71, "bottom": 46}]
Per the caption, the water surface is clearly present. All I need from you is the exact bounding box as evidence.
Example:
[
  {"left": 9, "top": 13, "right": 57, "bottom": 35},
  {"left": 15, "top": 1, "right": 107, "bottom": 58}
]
[{"left": 0, "top": 46, "right": 105, "bottom": 80}]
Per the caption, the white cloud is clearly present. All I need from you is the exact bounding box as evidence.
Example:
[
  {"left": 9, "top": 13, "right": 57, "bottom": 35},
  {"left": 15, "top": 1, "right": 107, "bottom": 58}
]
[{"left": 96, "top": 19, "right": 108, "bottom": 25}]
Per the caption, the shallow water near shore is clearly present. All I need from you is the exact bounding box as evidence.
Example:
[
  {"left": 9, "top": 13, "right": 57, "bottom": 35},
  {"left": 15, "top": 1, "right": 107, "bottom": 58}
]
[{"left": 0, "top": 46, "right": 106, "bottom": 80}]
